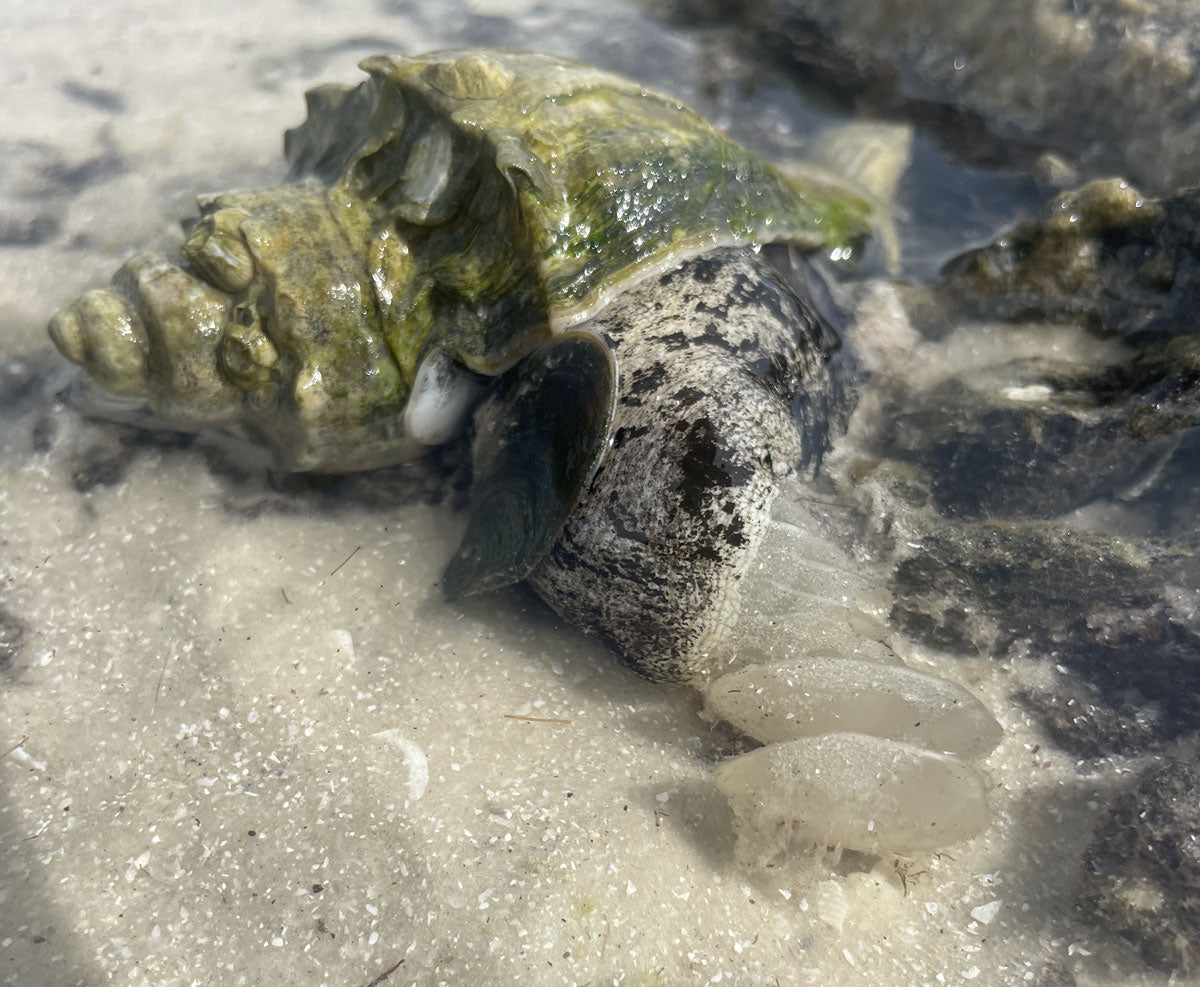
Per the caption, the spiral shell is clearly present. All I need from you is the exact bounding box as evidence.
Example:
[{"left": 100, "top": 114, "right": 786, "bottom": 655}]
[{"left": 49, "top": 49, "right": 869, "bottom": 474}]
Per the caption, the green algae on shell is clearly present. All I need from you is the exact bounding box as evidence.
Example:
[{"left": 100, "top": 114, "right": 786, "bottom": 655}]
[
  {"left": 50, "top": 49, "right": 869, "bottom": 473},
  {"left": 286, "top": 49, "right": 871, "bottom": 356}
]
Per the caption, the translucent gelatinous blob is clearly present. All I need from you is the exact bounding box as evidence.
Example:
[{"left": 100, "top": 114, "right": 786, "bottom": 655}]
[
  {"left": 706, "top": 656, "right": 1002, "bottom": 758},
  {"left": 714, "top": 733, "right": 991, "bottom": 855}
]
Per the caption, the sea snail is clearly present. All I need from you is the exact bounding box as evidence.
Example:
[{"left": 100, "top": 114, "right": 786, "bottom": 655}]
[{"left": 48, "top": 49, "right": 1000, "bottom": 858}]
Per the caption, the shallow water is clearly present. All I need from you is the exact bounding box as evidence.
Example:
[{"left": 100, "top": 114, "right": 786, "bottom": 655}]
[{"left": 1, "top": 1, "right": 1194, "bottom": 985}]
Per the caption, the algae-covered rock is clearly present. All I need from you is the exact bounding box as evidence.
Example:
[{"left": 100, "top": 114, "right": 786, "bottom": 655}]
[
  {"left": 1081, "top": 753, "right": 1200, "bottom": 969},
  {"left": 940, "top": 180, "right": 1200, "bottom": 343}
]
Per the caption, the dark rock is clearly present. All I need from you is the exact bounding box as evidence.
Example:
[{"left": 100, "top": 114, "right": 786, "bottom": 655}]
[
  {"left": 1013, "top": 681, "right": 1163, "bottom": 760},
  {"left": 651, "top": 0, "right": 1200, "bottom": 193},
  {"left": 879, "top": 332, "right": 1199, "bottom": 524},
  {"left": 885, "top": 372, "right": 1175, "bottom": 522},
  {"left": 1080, "top": 753, "right": 1200, "bottom": 970},
  {"left": 1127, "top": 427, "right": 1200, "bottom": 537},
  {"left": 940, "top": 181, "right": 1200, "bottom": 345},
  {"left": 888, "top": 521, "right": 1200, "bottom": 744}
]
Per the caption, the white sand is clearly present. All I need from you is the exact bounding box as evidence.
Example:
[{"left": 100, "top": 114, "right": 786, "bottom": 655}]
[{"left": 0, "top": 1, "right": 1186, "bottom": 984}]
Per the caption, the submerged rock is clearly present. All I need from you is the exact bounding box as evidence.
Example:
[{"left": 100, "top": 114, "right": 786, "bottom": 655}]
[
  {"left": 885, "top": 511, "right": 1200, "bottom": 750},
  {"left": 1012, "top": 680, "right": 1164, "bottom": 761},
  {"left": 882, "top": 367, "right": 1180, "bottom": 522},
  {"left": 651, "top": 0, "right": 1200, "bottom": 192},
  {"left": 837, "top": 237, "right": 1199, "bottom": 759},
  {"left": 823, "top": 173, "right": 1200, "bottom": 766},
  {"left": 877, "top": 336, "right": 1200, "bottom": 525},
  {"left": 1080, "top": 752, "right": 1200, "bottom": 970},
  {"left": 940, "top": 180, "right": 1200, "bottom": 345}
]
